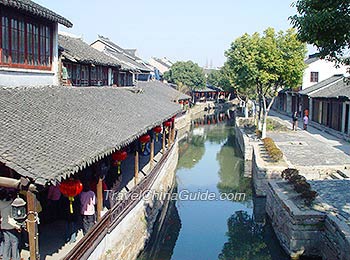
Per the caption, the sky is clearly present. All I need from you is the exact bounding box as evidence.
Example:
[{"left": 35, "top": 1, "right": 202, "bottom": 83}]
[{"left": 37, "top": 0, "right": 317, "bottom": 68}]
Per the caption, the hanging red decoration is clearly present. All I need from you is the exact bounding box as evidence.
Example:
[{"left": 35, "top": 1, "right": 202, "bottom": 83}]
[
  {"left": 112, "top": 150, "right": 128, "bottom": 174},
  {"left": 153, "top": 126, "right": 162, "bottom": 142},
  {"left": 139, "top": 134, "right": 150, "bottom": 152},
  {"left": 163, "top": 121, "right": 172, "bottom": 128},
  {"left": 179, "top": 100, "right": 183, "bottom": 104},
  {"left": 59, "top": 179, "right": 83, "bottom": 214}
]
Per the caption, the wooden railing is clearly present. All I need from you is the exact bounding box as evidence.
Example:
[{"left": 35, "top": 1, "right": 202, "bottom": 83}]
[{"left": 64, "top": 141, "right": 175, "bottom": 260}]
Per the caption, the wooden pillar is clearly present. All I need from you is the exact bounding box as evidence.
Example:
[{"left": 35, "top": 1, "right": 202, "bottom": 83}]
[
  {"left": 162, "top": 128, "right": 166, "bottom": 153},
  {"left": 134, "top": 150, "right": 139, "bottom": 185},
  {"left": 150, "top": 138, "right": 154, "bottom": 170},
  {"left": 27, "top": 191, "right": 39, "bottom": 260},
  {"left": 167, "top": 126, "right": 171, "bottom": 146},
  {"left": 341, "top": 102, "right": 346, "bottom": 133},
  {"left": 171, "top": 120, "right": 176, "bottom": 142},
  {"left": 96, "top": 177, "right": 103, "bottom": 221}
]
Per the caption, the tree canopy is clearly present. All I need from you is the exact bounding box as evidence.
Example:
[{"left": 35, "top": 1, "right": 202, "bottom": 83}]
[
  {"left": 224, "top": 28, "right": 306, "bottom": 137},
  {"left": 291, "top": 0, "right": 350, "bottom": 64},
  {"left": 163, "top": 61, "right": 206, "bottom": 90},
  {"left": 206, "top": 65, "right": 233, "bottom": 91}
]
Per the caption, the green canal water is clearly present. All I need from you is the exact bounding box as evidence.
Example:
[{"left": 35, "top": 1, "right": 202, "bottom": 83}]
[{"left": 140, "top": 113, "right": 289, "bottom": 260}]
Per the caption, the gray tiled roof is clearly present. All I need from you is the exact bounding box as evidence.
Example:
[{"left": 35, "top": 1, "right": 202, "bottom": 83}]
[
  {"left": 59, "top": 34, "right": 121, "bottom": 67},
  {"left": 0, "top": 0, "right": 72, "bottom": 28},
  {"left": 137, "top": 81, "right": 190, "bottom": 101},
  {"left": 309, "top": 79, "right": 350, "bottom": 99},
  {"left": 299, "top": 75, "right": 344, "bottom": 95},
  {"left": 305, "top": 53, "right": 320, "bottom": 65},
  {"left": 96, "top": 36, "right": 151, "bottom": 72},
  {"left": 0, "top": 83, "right": 180, "bottom": 185}
]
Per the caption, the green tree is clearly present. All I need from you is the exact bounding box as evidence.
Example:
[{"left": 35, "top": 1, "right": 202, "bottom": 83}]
[
  {"left": 164, "top": 61, "right": 206, "bottom": 91},
  {"left": 207, "top": 66, "right": 233, "bottom": 91},
  {"left": 291, "top": 0, "right": 350, "bottom": 65},
  {"left": 225, "top": 28, "right": 306, "bottom": 138}
]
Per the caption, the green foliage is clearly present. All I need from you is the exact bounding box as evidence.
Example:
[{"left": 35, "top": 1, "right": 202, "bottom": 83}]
[
  {"left": 291, "top": 0, "right": 350, "bottom": 65},
  {"left": 225, "top": 28, "right": 307, "bottom": 101},
  {"left": 164, "top": 61, "right": 206, "bottom": 90},
  {"left": 262, "top": 137, "right": 283, "bottom": 162},
  {"left": 207, "top": 65, "right": 233, "bottom": 91},
  {"left": 218, "top": 211, "right": 272, "bottom": 260}
]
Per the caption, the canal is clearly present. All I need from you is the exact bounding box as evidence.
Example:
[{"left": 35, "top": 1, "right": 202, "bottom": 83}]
[{"left": 139, "top": 111, "right": 289, "bottom": 260}]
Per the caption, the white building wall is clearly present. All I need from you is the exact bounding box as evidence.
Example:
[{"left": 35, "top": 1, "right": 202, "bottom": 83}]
[
  {"left": 90, "top": 40, "right": 106, "bottom": 52},
  {"left": 302, "top": 59, "right": 347, "bottom": 90},
  {"left": 149, "top": 58, "right": 170, "bottom": 75},
  {"left": 0, "top": 23, "right": 59, "bottom": 87}
]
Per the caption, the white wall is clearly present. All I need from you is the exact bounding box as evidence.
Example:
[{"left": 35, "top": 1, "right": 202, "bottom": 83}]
[
  {"left": 0, "top": 23, "right": 59, "bottom": 87},
  {"left": 90, "top": 40, "right": 106, "bottom": 52},
  {"left": 149, "top": 58, "right": 170, "bottom": 75},
  {"left": 302, "top": 59, "right": 347, "bottom": 90}
]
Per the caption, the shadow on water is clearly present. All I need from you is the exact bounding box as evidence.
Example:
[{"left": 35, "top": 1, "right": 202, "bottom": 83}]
[{"left": 139, "top": 110, "right": 291, "bottom": 260}]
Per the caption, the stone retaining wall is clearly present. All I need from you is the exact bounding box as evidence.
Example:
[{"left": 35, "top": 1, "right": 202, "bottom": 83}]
[
  {"left": 234, "top": 118, "right": 256, "bottom": 177},
  {"left": 252, "top": 144, "right": 288, "bottom": 196},
  {"left": 266, "top": 181, "right": 326, "bottom": 258},
  {"left": 267, "top": 180, "right": 350, "bottom": 260},
  {"left": 88, "top": 142, "right": 179, "bottom": 260}
]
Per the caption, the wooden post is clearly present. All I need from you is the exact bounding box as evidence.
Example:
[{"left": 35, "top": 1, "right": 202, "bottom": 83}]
[
  {"left": 162, "top": 128, "right": 166, "bottom": 153},
  {"left": 96, "top": 177, "right": 103, "bottom": 221},
  {"left": 167, "top": 126, "right": 171, "bottom": 146},
  {"left": 171, "top": 120, "right": 176, "bottom": 142},
  {"left": 134, "top": 150, "right": 139, "bottom": 185},
  {"left": 150, "top": 138, "right": 154, "bottom": 170},
  {"left": 27, "top": 191, "right": 39, "bottom": 260}
]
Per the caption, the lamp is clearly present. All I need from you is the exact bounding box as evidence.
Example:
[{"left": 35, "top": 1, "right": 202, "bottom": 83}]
[{"left": 11, "top": 196, "right": 27, "bottom": 221}]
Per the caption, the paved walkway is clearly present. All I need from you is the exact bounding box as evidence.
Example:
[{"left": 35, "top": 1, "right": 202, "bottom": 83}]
[{"left": 267, "top": 110, "right": 350, "bottom": 168}]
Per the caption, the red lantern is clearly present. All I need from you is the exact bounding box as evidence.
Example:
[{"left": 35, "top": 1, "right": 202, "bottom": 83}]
[
  {"left": 163, "top": 121, "right": 172, "bottom": 128},
  {"left": 59, "top": 179, "right": 83, "bottom": 214},
  {"left": 139, "top": 134, "right": 150, "bottom": 152},
  {"left": 112, "top": 150, "right": 127, "bottom": 174},
  {"left": 153, "top": 126, "right": 162, "bottom": 142}
]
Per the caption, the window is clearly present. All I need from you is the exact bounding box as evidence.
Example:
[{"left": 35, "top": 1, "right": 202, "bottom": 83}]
[
  {"left": 310, "top": 72, "right": 319, "bottom": 83},
  {"left": 0, "top": 9, "right": 53, "bottom": 69}
]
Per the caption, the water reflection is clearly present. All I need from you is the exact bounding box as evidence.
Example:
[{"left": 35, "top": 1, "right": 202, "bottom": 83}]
[{"left": 139, "top": 111, "right": 289, "bottom": 260}]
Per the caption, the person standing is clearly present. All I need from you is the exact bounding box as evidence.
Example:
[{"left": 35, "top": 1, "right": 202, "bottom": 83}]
[
  {"left": 0, "top": 189, "right": 21, "bottom": 260},
  {"left": 62, "top": 194, "right": 80, "bottom": 243},
  {"left": 303, "top": 115, "right": 309, "bottom": 130},
  {"left": 292, "top": 111, "right": 298, "bottom": 131},
  {"left": 80, "top": 185, "right": 96, "bottom": 235}
]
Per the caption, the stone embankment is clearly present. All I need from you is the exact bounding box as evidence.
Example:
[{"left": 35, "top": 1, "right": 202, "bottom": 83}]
[
  {"left": 236, "top": 114, "right": 350, "bottom": 259},
  {"left": 267, "top": 180, "right": 350, "bottom": 260}
]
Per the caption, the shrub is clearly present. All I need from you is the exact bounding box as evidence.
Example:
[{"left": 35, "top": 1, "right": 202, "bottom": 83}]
[
  {"left": 262, "top": 137, "right": 283, "bottom": 162},
  {"left": 281, "top": 168, "right": 317, "bottom": 206}
]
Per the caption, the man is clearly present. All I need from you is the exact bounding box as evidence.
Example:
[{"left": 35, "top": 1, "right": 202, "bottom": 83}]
[{"left": 0, "top": 189, "right": 21, "bottom": 260}]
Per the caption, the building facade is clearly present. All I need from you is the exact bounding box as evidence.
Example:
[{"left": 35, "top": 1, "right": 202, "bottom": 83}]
[{"left": 0, "top": 0, "right": 72, "bottom": 86}]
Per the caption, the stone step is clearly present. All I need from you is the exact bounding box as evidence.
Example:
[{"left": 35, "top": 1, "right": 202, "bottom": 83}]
[
  {"left": 329, "top": 173, "right": 343, "bottom": 180},
  {"left": 337, "top": 170, "right": 350, "bottom": 178}
]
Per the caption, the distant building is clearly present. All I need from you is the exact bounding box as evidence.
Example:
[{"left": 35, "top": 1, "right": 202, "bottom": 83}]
[
  {"left": 149, "top": 57, "right": 174, "bottom": 79},
  {"left": 91, "top": 35, "right": 152, "bottom": 83},
  {"left": 58, "top": 33, "right": 122, "bottom": 86}
]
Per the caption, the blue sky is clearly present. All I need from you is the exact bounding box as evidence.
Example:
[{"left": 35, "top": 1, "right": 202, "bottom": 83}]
[{"left": 37, "top": 0, "right": 316, "bottom": 67}]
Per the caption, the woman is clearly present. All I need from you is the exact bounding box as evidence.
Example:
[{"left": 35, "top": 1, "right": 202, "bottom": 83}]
[{"left": 292, "top": 111, "right": 298, "bottom": 131}]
